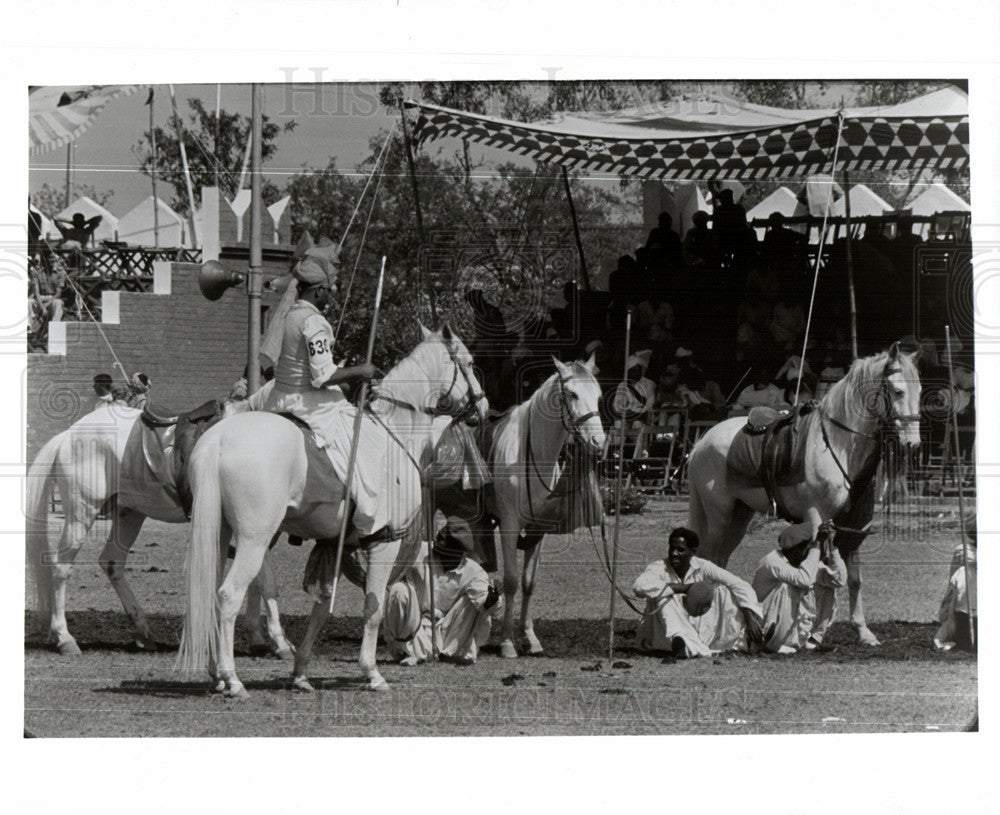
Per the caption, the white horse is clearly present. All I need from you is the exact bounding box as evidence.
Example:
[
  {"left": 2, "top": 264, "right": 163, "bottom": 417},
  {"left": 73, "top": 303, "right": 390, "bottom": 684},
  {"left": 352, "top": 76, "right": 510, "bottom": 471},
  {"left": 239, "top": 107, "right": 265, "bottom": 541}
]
[
  {"left": 176, "top": 326, "right": 488, "bottom": 698},
  {"left": 686, "top": 343, "right": 921, "bottom": 645},
  {"left": 25, "top": 402, "right": 292, "bottom": 656},
  {"left": 477, "top": 356, "right": 606, "bottom": 658}
]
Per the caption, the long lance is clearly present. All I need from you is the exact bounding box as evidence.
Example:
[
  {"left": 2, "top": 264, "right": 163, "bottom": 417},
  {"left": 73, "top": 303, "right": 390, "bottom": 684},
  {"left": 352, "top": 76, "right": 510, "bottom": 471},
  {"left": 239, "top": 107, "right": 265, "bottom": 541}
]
[
  {"left": 422, "top": 481, "right": 438, "bottom": 660},
  {"left": 608, "top": 308, "right": 633, "bottom": 659},
  {"left": 944, "top": 325, "right": 975, "bottom": 648},
  {"left": 327, "top": 257, "right": 388, "bottom": 615}
]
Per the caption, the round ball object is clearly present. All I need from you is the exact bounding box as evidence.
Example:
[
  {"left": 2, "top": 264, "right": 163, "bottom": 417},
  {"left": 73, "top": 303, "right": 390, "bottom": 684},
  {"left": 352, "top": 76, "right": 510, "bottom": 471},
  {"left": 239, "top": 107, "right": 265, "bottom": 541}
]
[{"left": 683, "top": 580, "right": 715, "bottom": 617}]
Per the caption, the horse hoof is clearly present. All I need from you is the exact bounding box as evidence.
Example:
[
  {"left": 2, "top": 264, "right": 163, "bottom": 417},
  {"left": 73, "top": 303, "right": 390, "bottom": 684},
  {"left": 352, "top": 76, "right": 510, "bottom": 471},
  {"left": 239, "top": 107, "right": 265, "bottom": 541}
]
[
  {"left": 224, "top": 685, "right": 250, "bottom": 701},
  {"left": 857, "top": 628, "right": 881, "bottom": 647},
  {"left": 368, "top": 676, "right": 390, "bottom": 692},
  {"left": 291, "top": 674, "right": 314, "bottom": 693},
  {"left": 57, "top": 640, "right": 82, "bottom": 656},
  {"left": 212, "top": 679, "right": 226, "bottom": 694},
  {"left": 134, "top": 637, "right": 159, "bottom": 652},
  {"left": 522, "top": 637, "right": 544, "bottom": 656},
  {"left": 500, "top": 640, "right": 518, "bottom": 659},
  {"left": 274, "top": 641, "right": 296, "bottom": 661}
]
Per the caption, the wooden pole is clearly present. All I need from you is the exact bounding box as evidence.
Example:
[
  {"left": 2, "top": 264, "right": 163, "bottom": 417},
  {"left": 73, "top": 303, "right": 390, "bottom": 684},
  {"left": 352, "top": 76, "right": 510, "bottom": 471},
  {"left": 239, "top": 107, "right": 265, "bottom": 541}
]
[
  {"left": 944, "top": 325, "right": 975, "bottom": 648},
  {"left": 169, "top": 85, "right": 200, "bottom": 248},
  {"left": 608, "top": 308, "right": 632, "bottom": 660},
  {"left": 397, "top": 100, "right": 437, "bottom": 323},
  {"left": 423, "top": 483, "right": 439, "bottom": 660},
  {"left": 247, "top": 84, "right": 263, "bottom": 396},
  {"left": 65, "top": 143, "right": 72, "bottom": 209},
  {"left": 561, "top": 166, "right": 591, "bottom": 292},
  {"left": 148, "top": 88, "right": 160, "bottom": 248},
  {"left": 843, "top": 170, "right": 858, "bottom": 360},
  {"left": 328, "top": 258, "right": 388, "bottom": 615}
]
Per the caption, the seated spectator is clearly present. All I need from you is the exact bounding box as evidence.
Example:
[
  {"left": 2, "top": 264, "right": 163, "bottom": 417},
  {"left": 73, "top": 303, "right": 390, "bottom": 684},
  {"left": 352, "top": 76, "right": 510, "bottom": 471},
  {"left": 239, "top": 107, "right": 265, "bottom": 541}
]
[
  {"left": 760, "top": 211, "right": 809, "bottom": 293},
  {"left": 678, "top": 368, "right": 727, "bottom": 421},
  {"left": 775, "top": 355, "right": 816, "bottom": 404},
  {"left": 633, "top": 527, "right": 765, "bottom": 658},
  {"left": 612, "top": 349, "right": 655, "bottom": 425},
  {"left": 384, "top": 519, "right": 503, "bottom": 666},
  {"left": 682, "top": 210, "right": 720, "bottom": 272},
  {"left": 752, "top": 527, "right": 843, "bottom": 654},
  {"left": 54, "top": 212, "right": 102, "bottom": 250},
  {"left": 734, "top": 366, "right": 791, "bottom": 414},
  {"left": 799, "top": 533, "right": 848, "bottom": 650},
  {"left": 934, "top": 515, "right": 977, "bottom": 652},
  {"left": 769, "top": 297, "right": 806, "bottom": 350},
  {"left": 127, "top": 372, "right": 152, "bottom": 409}
]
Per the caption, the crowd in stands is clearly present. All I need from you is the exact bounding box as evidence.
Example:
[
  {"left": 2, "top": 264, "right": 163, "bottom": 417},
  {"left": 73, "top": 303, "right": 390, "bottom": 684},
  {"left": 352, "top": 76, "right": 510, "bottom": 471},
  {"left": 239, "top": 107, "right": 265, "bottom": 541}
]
[{"left": 461, "top": 195, "right": 973, "bottom": 469}]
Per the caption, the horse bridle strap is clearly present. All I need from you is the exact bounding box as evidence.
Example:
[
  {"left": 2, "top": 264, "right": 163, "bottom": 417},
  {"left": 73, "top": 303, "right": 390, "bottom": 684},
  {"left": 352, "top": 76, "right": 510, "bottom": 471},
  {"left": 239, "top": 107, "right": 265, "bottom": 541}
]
[{"left": 557, "top": 376, "right": 599, "bottom": 434}]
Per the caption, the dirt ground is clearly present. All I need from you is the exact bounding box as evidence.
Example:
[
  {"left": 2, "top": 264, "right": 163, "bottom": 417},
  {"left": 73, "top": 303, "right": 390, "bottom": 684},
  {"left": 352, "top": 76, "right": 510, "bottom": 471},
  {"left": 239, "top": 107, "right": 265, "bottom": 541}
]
[{"left": 24, "top": 496, "right": 977, "bottom": 737}]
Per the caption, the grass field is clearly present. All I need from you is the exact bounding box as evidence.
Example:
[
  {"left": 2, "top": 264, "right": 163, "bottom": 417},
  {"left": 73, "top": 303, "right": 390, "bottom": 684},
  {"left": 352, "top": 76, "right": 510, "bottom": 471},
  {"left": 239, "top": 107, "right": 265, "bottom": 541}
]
[{"left": 23, "top": 495, "right": 977, "bottom": 737}]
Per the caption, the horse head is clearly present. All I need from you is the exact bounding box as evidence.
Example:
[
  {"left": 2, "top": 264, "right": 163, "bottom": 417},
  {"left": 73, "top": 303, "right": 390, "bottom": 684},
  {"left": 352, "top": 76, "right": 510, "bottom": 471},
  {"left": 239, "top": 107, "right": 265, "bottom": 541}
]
[
  {"left": 417, "top": 322, "right": 489, "bottom": 425},
  {"left": 552, "top": 355, "right": 606, "bottom": 456},
  {"left": 882, "top": 341, "right": 922, "bottom": 447}
]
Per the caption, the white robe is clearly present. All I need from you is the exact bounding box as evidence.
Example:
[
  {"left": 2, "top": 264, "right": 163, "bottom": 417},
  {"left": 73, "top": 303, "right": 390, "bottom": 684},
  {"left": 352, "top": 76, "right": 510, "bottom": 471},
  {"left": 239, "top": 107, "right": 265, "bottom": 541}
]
[
  {"left": 633, "top": 556, "right": 762, "bottom": 657},
  {"left": 384, "top": 543, "right": 502, "bottom": 664},
  {"left": 753, "top": 548, "right": 824, "bottom": 653},
  {"left": 934, "top": 543, "right": 977, "bottom": 650}
]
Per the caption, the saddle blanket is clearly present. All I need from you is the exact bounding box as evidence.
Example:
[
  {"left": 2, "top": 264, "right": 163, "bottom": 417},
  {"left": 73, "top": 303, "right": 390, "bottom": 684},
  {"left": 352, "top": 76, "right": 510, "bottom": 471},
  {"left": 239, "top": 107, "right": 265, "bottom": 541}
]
[{"left": 726, "top": 403, "right": 812, "bottom": 488}]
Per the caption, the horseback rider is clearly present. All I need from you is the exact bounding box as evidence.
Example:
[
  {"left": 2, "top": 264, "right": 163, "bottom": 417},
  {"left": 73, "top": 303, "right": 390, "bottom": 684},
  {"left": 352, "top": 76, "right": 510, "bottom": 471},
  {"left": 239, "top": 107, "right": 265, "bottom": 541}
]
[{"left": 248, "top": 240, "right": 404, "bottom": 541}]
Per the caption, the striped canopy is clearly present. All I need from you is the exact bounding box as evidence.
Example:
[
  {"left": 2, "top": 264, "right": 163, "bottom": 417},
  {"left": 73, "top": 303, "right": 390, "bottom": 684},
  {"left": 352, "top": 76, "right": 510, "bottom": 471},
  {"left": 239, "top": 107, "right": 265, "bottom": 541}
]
[
  {"left": 405, "top": 88, "right": 969, "bottom": 181},
  {"left": 29, "top": 85, "right": 141, "bottom": 156}
]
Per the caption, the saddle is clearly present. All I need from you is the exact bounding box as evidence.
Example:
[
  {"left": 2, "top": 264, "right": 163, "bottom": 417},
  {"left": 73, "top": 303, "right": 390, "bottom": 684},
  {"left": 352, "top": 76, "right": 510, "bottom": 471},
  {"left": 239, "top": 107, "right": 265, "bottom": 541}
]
[
  {"left": 138, "top": 399, "right": 227, "bottom": 515},
  {"left": 725, "top": 401, "right": 816, "bottom": 521},
  {"left": 275, "top": 413, "right": 344, "bottom": 507}
]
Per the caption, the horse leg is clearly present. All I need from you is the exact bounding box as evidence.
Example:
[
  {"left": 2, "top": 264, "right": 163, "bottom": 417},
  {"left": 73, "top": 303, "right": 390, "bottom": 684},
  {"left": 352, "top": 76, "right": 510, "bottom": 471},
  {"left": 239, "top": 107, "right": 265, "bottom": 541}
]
[
  {"left": 97, "top": 506, "right": 158, "bottom": 650},
  {"left": 846, "top": 551, "right": 880, "bottom": 646},
  {"left": 715, "top": 501, "right": 756, "bottom": 568},
  {"left": 358, "top": 538, "right": 401, "bottom": 691},
  {"left": 497, "top": 516, "right": 521, "bottom": 658},
  {"left": 253, "top": 549, "right": 295, "bottom": 660},
  {"left": 291, "top": 599, "right": 329, "bottom": 693},
  {"left": 243, "top": 531, "right": 283, "bottom": 653},
  {"left": 48, "top": 514, "right": 97, "bottom": 655},
  {"left": 519, "top": 532, "right": 545, "bottom": 655},
  {"left": 215, "top": 535, "right": 270, "bottom": 700}
]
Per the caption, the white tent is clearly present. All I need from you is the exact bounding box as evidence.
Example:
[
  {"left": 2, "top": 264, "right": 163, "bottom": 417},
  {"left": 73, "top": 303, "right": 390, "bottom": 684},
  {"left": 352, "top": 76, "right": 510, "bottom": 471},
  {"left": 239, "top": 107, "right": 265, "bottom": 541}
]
[
  {"left": 830, "top": 184, "right": 894, "bottom": 218},
  {"left": 118, "top": 196, "right": 189, "bottom": 247},
  {"left": 29, "top": 202, "right": 57, "bottom": 243},
  {"left": 54, "top": 196, "right": 119, "bottom": 244},
  {"left": 907, "top": 184, "right": 970, "bottom": 237},
  {"left": 642, "top": 182, "right": 710, "bottom": 238},
  {"left": 746, "top": 187, "right": 808, "bottom": 240}
]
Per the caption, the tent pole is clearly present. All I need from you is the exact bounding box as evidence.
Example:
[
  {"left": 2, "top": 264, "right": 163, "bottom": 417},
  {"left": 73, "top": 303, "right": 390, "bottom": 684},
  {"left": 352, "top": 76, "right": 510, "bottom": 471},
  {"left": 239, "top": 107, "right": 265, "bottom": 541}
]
[
  {"left": 561, "top": 166, "right": 591, "bottom": 292},
  {"left": 398, "top": 99, "right": 437, "bottom": 324},
  {"left": 843, "top": 169, "right": 858, "bottom": 360},
  {"left": 169, "top": 85, "right": 200, "bottom": 248},
  {"left": 148, "top": 88, "right": 160, "bottom": 248},
  {"left": 247, "top": 84, "right": 263, "bottom": 396},
  {"left": 65, "top": 144, "right": 72, "bottom": 209}
]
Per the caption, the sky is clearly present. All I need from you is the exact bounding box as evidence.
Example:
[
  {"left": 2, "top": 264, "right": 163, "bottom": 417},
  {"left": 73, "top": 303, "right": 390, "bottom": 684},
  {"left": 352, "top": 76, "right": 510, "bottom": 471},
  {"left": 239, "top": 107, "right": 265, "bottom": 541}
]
[{"left": 29, "top": 83, "right": 399, "bottom": 214}]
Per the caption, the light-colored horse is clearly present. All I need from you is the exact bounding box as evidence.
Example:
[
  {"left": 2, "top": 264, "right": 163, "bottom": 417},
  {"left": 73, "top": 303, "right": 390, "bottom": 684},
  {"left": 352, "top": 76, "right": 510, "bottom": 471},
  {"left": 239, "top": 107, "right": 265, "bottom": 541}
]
[
  {"left": 25, "top": 403, "right": 292, "bottom": 656},
  {"left": 176, "top": 327, "right": 488, "bottom": 697},
  {"left": 686, "top": 344, "right": 921, "bottom": 645},
  {"left": 484, "top": 356, "right": 606, "bottom": 658}
]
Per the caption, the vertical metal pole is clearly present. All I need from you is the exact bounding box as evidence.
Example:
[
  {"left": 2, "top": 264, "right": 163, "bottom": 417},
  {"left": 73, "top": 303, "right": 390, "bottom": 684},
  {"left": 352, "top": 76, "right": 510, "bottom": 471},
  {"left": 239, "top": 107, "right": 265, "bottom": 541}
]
[
  {"left": 148, "top": 88, "right": 160, "bottom": 248},
  {"left": 843, "top": 171, "right": 858, "bottom": 360},
  {"left": 561, "top": 166, "right": 591, "bottom": 292},
  {"left": 169, "top": 84, "right": 200, "bottom": 248},
  {"left": 247, "top": 84, "right": 263, "bottom": 396},
  {"left": 65, "top": 143, "right": 72, "bottom": 209},
  {"left": 423, "top": 484, "right": 439, "bottom": 660},
  {"left": 944, "top": 325, "right": 975, "bottom": 647},
  {"left": 609, "top": 309, "right": 633, "bottom": 659},
  {"left": 398, "top": 99, "right": 437, "bottom": 323}
]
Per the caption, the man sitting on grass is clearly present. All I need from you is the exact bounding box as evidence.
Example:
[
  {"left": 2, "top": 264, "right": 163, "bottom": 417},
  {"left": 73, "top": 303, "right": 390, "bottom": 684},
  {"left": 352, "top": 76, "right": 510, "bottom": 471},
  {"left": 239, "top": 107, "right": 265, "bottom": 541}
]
[{"left": 633, "top": 527, "right": 764, "bottom": 658}]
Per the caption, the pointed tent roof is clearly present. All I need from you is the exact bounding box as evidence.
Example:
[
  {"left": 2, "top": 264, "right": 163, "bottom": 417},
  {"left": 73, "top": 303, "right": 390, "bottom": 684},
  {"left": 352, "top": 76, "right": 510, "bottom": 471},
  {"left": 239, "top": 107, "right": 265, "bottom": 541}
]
[
  {"left": 907, "top": 183, "right": 970, "bottom": 216},
  {"left": 54, "top": 196, "right": 119, "bottom": 243},
  {"left": 118, "top": 196, "right": 188, "bottom": 246},
  {"left": 830, "top": 184, "right": 894, "bottom": 217},
  {"left": 29, "top": 85, "right": 141, "bottom": 156},
  {"left": 406, "top": 86, "right": 968, "bottom": 181},
  {"left": 747, "top": 187, "right": 808, "bottom": 239}
]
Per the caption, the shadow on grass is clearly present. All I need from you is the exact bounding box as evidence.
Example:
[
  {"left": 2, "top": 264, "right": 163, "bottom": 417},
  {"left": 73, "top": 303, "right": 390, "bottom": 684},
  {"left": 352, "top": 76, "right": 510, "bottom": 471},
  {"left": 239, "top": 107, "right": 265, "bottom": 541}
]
[{"left": 92, "top": 674, "right": 364, "bottom": 699}]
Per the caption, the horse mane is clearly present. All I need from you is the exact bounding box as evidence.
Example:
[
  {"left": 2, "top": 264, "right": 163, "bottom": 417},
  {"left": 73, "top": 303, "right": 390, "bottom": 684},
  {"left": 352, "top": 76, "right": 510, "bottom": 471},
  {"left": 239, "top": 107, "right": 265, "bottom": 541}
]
[
  {"left": 377, "top": 335, "right": 444, "bottom": 410},
  {"left": 821, "top": 349, "right": 916, "bottom": 425}
]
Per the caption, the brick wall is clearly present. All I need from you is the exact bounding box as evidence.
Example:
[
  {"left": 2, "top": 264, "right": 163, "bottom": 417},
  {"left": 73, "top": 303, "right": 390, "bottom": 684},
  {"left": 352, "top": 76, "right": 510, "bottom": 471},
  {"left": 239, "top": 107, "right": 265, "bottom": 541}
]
[{"left": 26, "top": 260, "right": 282, "bottom": 461}]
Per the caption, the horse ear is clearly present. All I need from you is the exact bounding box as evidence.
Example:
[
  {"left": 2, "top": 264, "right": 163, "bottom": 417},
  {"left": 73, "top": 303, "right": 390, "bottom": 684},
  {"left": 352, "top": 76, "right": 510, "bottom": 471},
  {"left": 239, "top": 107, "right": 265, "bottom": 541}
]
[
  {"left": 583, "top": 352, "right": 597, "bottom": 374},
  {"left": 417, "top": 321, "right": 432, "bottom": 340},
  {"left": 552, "top": 356, "right": 571, "bottom": 377},
  {"left": 886, "top": 340, "right": 901, "bottom": 365},
  {"left": 441, "top": 323, "right": 453, "bottom": 342}
]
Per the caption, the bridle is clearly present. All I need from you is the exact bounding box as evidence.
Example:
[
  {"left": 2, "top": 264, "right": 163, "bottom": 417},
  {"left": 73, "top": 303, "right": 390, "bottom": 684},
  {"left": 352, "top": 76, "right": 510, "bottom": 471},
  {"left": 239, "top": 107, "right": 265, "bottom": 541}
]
[
  {"left": 819, "top": 363, "right": 919, "bottom": 487},
  {"left": 555, "top": 374, "right": 600, "bottom": 440}
]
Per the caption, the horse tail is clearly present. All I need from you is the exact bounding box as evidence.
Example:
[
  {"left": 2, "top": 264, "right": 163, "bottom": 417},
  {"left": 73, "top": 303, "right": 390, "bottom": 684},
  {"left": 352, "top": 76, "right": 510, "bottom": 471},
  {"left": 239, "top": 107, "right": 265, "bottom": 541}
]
[
  {"left": 176, "top": 430, "right": 223, "bottom": 675},
  {"left": 25, "top": 432, "right": 65, "bottom": 614}
]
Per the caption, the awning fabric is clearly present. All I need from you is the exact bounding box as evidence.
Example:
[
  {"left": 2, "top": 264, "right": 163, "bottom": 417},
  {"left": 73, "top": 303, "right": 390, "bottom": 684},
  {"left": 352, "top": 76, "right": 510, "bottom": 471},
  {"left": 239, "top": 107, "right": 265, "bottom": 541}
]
[
  {"left": 29, "top": 85, "right": 141, "bottom": 156},
  {"left": 405, "top": 88, "right": 968, "bottom": 181}
]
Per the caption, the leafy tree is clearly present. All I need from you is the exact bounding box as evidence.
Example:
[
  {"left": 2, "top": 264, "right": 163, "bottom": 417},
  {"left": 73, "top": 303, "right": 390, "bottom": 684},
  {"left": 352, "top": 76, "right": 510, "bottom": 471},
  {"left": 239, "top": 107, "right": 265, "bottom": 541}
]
[
  {"left": 132, "top": 97, "right": 296, "bottom": 214},
  {"left": 31, "top": 182, "right": 114, "bottom": 216}
]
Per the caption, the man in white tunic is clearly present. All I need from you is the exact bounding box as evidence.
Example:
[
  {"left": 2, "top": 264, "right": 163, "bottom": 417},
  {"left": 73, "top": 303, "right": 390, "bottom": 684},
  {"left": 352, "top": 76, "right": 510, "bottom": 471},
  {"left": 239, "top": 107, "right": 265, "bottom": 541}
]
[
  {"left": 934, "top": 517, "right": 977, "bottom": 652},
  {"left": 248, "top": 242, "right": 413, "bottom": 540},
  {"left": 633, "top": 527, "right": 764, "bottom": 657},
  {"left": 384, "top": 520, "right": 503, "bottom": 665},
  {"left": 752, "top": 528, "right": 845, "bottom": 654}
]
